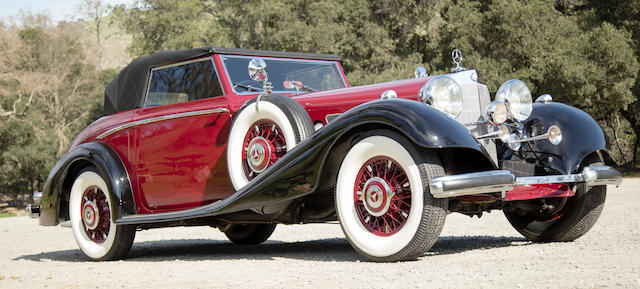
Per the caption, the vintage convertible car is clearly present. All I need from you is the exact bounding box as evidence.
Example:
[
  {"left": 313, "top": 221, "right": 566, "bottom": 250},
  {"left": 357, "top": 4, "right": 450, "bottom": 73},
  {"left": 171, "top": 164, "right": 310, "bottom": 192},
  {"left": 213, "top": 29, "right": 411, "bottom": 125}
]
[{"left": 27, "top": 47, "right": 622, "bottom": 262}]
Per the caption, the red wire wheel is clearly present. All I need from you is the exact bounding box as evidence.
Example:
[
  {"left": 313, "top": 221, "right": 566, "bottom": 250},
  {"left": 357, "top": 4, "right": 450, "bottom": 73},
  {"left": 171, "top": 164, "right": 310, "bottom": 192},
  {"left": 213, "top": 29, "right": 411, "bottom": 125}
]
[
  {"left": 530, "top": 197, "right": 572, "bottom": 222},
  {"left": 241, "top": 119, "right": 287, "bottom": 181},
  {"left": 80, "top": 186, "right": 111, "bottom": 243},
  {"left": 354, "top": 156, "right": 411, "bottom": 236}
]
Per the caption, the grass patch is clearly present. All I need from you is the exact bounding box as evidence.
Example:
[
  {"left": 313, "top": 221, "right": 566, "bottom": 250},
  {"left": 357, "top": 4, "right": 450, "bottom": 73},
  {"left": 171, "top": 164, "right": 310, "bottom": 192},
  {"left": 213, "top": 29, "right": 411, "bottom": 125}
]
[{"left": 0, "top": 212, "right": 17, "bottom": 218}]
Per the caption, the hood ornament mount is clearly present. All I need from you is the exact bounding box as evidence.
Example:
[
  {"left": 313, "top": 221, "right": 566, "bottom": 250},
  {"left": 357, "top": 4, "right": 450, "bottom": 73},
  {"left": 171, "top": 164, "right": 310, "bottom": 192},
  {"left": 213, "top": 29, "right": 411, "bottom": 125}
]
[{"left": 450, "top": 48, "right": 466, "bottom": 73}]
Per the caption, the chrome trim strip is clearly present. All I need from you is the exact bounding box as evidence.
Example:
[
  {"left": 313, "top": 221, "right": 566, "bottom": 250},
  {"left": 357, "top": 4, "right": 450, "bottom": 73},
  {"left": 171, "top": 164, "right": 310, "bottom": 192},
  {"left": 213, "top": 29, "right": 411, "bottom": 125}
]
[
  {"left": 464, "top": 120, "right": 489, "bottom": 127},
  {"left": 515, "top": 174, "right": 583, "bottom": 185},
  {"left": 429, "top": 166, "right": 622, "bottom": 198},
  {"left": 96, "top": 108, "right": 230, "bottom": 139}
]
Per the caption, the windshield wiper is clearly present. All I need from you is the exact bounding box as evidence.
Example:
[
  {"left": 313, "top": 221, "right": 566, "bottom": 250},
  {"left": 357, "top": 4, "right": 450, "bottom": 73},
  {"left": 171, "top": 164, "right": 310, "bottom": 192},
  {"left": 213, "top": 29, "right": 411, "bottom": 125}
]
[
  {"left": 294, "top": 84, "right": 317, "bottom": 92},
  {"left": 284, "top": 80, "right": 317, "bottom": 92},
  {"left": 233, "top": 82, "right": 262, "bottom": 92}
]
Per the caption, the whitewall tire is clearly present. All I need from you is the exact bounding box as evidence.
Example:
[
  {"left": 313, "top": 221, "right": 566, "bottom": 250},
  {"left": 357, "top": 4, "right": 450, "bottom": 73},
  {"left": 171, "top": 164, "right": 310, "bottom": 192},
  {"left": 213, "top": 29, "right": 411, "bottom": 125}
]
[
  {"left": 69, "top": 167, "right": 135, "bottom": 261},
  {"left": 227, "top": 94, "right": 314, "bottom": 190},
  {"left": 335, "top": 130, "right": 447, "bottom": 262}
]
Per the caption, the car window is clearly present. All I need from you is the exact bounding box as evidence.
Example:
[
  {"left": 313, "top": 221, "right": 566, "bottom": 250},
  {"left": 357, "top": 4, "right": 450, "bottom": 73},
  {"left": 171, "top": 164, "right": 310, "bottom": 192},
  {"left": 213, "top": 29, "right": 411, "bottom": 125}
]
[
  {"left": 145, "top": 58, "right": 223, "bottom": 107},
  {"left": 221, "top": 55, "right": 347, "bottom": 94}
]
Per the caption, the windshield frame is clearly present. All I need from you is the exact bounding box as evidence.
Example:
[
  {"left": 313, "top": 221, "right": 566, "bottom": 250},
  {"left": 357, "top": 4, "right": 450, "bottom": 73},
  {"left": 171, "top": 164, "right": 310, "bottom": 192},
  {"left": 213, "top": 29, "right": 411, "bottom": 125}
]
[{"left": 219, "top": 54, "right": 348, "bottom": 95}]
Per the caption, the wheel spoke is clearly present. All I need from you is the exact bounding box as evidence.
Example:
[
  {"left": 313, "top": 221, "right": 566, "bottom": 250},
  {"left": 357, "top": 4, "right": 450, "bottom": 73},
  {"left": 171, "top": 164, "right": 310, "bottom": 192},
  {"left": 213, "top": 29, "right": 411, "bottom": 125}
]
[{"left": 354, "top": 156, "right": 411, "bottom": 236}]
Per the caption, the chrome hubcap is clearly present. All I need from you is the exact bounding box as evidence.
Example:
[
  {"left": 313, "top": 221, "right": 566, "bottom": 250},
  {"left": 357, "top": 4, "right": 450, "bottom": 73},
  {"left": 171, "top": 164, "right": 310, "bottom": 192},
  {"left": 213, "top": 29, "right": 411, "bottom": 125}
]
[
  {"left": 246, "top": 136, "right": 271, "bottom": 173},
  {"left": 361, "top": 177, "right": 393, "bottom": 217},
  {"left": 82, "top": 201, "right": 100, "bottom": 230}
]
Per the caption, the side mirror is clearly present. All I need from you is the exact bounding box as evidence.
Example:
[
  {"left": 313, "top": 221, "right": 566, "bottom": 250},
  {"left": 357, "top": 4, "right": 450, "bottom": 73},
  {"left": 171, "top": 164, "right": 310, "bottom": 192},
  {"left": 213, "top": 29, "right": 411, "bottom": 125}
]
[{"left": 248, "top": 58, "right": 268, "bottom": 81}]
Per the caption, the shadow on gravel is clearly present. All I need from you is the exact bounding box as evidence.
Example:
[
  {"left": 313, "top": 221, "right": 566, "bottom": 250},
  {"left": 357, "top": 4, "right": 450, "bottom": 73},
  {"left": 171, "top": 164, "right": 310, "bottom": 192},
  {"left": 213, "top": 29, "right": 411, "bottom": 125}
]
[
  {"left": 14, "top": 235, "right": 529, "bottom": 262},
  {"left": 429, "top": 236, "right": 529, "bottom": 256}
]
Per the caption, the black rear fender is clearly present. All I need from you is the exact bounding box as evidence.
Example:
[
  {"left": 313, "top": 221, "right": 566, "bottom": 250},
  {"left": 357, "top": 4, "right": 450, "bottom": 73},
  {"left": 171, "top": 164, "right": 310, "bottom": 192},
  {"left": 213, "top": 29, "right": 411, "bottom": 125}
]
[{"left": 39, "top": 142, "right": 135, "bottom": 226}]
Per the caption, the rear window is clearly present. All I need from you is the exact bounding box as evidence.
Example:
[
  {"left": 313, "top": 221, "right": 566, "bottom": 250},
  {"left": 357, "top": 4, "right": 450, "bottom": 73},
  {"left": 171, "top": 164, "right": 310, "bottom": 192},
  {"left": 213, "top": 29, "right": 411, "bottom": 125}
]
[{"left": 145, "top": 58, "right": 223, "bottom": 107}]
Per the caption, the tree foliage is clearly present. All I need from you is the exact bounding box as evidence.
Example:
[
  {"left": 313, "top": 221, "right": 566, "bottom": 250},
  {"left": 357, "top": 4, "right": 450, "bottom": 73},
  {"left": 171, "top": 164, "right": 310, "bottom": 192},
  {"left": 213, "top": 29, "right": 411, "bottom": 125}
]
[{"left": 0, "top": 15, "right": 103, "bottom": 201}]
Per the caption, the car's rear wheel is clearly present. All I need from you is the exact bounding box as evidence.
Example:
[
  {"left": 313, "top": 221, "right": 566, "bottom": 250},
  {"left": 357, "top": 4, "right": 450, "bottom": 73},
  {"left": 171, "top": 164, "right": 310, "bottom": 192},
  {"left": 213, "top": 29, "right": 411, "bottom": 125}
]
[
  {"left": 227, "top": 94, "right": 314, "bottom": 190},
  {"left": 335, "top": 130, "right": 447, "bottom": 262},
  {"left": 504, "top": 155, "right": 607, "bottom": 242},
  {"left": 223, "top": 223, "right": 277, "bottom": 245},
  {"left": 69, "top": 167, "right": 135, "bottom": 261}
]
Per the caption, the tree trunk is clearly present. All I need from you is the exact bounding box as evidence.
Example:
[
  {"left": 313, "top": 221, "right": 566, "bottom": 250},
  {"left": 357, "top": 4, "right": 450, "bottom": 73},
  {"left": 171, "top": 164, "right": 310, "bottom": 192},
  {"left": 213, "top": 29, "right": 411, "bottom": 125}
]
[{"left": 621, "top": 105, "right": 640, "bottom": 166}]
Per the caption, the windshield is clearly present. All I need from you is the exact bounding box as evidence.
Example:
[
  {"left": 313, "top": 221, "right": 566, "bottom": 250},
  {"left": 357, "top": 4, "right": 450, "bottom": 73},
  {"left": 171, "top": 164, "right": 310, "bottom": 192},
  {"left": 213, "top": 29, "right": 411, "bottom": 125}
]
[{"left": 220, "top": 55, "right": 347, "bottom": 94}]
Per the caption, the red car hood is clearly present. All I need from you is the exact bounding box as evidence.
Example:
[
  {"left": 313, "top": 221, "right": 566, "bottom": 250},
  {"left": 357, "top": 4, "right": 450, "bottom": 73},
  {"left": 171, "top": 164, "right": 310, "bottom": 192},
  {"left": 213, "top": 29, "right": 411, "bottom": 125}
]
[{"left": 291, "top": 77, "right": 431, "bottom": 123}]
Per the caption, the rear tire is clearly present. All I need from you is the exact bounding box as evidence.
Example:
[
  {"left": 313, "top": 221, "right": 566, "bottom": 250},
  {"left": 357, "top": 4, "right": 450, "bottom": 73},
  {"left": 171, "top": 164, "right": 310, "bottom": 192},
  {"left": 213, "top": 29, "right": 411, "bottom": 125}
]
[
  {"left": 335, "top": 130, "right": 447, "bottom": 262},
  {"left": 224, "top": 224, "right": 277, "bottom": 245},
  {"left": 69, "top": 167, "right": 135, "bottom": 261},
  {"left": 504, "top": 155, "right": 606, "bottom": 242}
]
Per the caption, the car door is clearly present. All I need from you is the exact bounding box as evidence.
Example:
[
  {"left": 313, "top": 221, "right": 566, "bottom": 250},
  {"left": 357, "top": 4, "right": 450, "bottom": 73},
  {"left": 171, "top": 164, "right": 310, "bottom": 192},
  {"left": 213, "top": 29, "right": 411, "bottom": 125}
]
[{"left": 130, "top": 57, "right": 235, "bottom": 212}]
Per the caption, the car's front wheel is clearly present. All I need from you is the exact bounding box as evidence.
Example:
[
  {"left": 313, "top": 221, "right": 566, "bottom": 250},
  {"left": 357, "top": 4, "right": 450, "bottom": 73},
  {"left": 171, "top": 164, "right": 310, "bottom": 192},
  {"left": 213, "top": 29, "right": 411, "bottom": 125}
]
[
  {"left": 69, "top": 167, "right": 135, "bottom": 261},
  {"left": 504, "top": 155, "right": 607, "bottom": 242},
  {"left": 335, "top": 130, "right": 447, "bottom": 262}
]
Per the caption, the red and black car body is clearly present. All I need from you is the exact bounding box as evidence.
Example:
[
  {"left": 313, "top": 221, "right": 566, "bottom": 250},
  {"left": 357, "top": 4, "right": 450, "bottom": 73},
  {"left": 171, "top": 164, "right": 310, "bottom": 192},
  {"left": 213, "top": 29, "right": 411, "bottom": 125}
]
[{"left": 31, "top": 47, "right": 622, "bottom": 261}]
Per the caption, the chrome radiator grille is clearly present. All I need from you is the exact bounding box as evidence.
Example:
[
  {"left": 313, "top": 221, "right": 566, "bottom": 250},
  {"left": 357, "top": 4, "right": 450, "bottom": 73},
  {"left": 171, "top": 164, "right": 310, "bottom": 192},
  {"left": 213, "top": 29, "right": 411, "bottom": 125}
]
[{"left": 455, "top": 82, "right": 497, "bottom": 165}]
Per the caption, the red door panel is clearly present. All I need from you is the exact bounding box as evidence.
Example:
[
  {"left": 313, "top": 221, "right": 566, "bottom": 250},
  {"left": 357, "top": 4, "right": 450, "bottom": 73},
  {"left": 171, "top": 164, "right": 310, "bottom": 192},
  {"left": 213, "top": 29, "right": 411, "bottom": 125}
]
[{"left": 132, "top": 98, "right": 235, "bottom": 212}]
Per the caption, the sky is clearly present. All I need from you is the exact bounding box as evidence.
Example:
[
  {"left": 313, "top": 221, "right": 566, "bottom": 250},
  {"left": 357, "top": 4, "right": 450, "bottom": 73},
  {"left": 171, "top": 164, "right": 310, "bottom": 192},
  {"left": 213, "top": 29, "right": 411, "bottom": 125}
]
[{"left": 0, "top": 0, "right": 135, "bottom": 23}]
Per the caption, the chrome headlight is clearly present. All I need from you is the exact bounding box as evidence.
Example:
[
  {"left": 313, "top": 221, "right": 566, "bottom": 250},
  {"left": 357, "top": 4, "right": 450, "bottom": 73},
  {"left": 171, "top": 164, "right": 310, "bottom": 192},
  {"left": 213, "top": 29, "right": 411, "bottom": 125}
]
[
  {"left": 495, "top": 79, "right": 532, "bottom": 122},
  {"left": 418, "top": 76, "right": 463, "bottom": 118}
]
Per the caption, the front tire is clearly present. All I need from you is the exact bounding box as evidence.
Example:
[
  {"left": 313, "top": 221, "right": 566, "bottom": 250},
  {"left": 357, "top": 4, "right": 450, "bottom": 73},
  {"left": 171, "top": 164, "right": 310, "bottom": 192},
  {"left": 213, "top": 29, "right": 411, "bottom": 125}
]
[
  {"left": 504, "top": 155, "right": 607, "bottom": 242},
  {"left": 335, "top": 130, "right": 447, "bottom": 262},
  {"left": 69, "top": 167, "right": 135, "bottom": 261}
]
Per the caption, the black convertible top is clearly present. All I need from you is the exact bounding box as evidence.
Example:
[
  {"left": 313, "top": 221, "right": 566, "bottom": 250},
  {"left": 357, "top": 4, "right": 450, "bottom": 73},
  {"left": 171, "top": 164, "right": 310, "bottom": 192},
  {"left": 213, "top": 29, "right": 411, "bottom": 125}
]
[{"left": 103, "top": 47, "right": 341, "bottom": 115}]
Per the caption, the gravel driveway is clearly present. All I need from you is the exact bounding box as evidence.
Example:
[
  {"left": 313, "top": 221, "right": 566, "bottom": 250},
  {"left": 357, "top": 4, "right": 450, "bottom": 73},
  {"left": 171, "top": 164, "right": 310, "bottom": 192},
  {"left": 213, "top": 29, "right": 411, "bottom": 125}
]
[{"left": 1, "top": 179, "right": 639, "bottom": 288}]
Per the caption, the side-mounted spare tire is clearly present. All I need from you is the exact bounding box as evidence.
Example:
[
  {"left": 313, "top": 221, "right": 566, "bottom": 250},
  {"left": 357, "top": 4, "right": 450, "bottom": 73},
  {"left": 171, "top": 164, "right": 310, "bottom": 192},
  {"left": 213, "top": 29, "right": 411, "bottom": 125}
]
[{"left": 227, "top": 94, "right": 314, "bottom": 190}]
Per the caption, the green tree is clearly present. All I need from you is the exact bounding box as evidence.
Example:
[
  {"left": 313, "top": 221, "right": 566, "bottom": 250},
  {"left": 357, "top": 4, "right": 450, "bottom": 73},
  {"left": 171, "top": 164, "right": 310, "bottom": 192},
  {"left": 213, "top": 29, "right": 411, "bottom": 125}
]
[{"left": 558, "top": 0, "right": 640, "bottom": 164}]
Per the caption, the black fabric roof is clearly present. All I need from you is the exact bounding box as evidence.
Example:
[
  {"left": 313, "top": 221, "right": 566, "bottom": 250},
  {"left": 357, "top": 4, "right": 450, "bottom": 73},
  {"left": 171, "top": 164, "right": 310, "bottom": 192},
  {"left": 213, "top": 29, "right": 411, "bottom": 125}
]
[{"left": 103, "top": 47, "right": 341, "bottom": 116}]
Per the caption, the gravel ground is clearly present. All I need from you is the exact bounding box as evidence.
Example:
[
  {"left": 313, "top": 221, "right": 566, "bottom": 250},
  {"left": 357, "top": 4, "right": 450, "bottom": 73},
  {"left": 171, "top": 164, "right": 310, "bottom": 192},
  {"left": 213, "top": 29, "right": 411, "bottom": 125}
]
[{"left": 1, "top": 179, "right": 639, "bottom": 289}]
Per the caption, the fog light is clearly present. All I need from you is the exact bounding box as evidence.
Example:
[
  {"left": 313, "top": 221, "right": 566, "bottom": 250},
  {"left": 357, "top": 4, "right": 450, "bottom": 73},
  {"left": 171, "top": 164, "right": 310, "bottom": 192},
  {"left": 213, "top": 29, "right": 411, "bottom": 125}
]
[
  {"left": 548, "top": 125, "right": 562, "bottom": 145},
  {"left": 487, "top": 101, "right": 508, "bottom": 125}
]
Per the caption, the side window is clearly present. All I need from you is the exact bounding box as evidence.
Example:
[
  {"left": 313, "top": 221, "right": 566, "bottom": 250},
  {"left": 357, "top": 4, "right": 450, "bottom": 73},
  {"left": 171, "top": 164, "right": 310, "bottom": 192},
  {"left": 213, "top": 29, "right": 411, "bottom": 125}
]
[{"left": 145, "top": 58, "right": 224, "bottom": 107}]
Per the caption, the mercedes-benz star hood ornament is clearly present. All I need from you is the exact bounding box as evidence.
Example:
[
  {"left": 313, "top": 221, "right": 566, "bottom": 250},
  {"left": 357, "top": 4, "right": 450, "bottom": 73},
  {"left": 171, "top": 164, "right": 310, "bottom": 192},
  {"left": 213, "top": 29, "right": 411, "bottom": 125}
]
[{"left": 450, "top": 48, "right": 466, "bottom": 73}]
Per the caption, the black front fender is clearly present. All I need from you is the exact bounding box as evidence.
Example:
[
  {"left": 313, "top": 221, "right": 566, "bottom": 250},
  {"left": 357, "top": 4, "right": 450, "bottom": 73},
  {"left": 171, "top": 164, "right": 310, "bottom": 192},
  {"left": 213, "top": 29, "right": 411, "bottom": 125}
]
[
  {"left": 39, "top": 142, "right": 135, "bottom": 226},
  {"left": 330, "top": 99, "right": 492, "bottom": 152},
  {"left": 522, "top": 102, "right": 608, "bottom": 174}
]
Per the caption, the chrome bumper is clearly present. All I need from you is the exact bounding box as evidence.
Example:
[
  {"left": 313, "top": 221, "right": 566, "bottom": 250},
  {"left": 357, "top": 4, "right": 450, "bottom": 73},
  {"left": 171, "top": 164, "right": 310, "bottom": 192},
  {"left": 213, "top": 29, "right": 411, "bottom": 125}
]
[
  {"left": 26, "top": 191, "right": 42, "bottom": 219},
  {"left": 429, "top": 166, "right": 622, "bottom": 198},
  {"left": 26, "top": 204, "right": 40, "bottom": 218}
]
